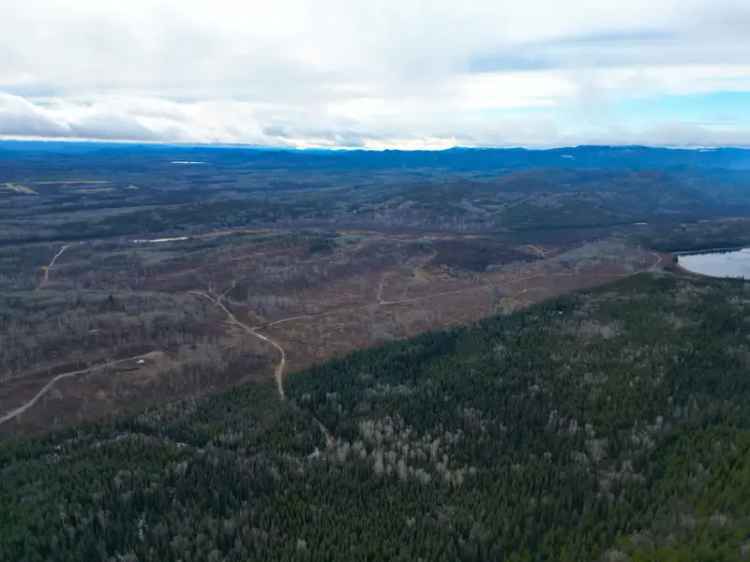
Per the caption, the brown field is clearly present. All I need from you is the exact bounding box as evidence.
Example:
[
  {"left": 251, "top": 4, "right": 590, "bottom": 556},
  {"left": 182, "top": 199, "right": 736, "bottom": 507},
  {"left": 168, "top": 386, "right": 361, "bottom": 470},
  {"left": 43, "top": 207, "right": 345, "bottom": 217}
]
[{"left": 0, "top": 228, "right": 667, "bottom": 435}]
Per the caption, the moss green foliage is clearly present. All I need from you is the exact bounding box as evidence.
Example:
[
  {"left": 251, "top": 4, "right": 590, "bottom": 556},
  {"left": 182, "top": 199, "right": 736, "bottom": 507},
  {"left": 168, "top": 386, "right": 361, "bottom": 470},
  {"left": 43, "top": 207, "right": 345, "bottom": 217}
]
[{"left": 2, "top": 273, "right": 750, "bottom": 561}]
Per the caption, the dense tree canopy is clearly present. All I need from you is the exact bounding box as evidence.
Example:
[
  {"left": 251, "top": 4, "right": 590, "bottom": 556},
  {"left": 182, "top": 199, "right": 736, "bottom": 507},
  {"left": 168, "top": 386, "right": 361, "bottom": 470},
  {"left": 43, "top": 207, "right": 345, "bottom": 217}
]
[{"left": 2, "top": 272, "right": 750, "bottom": 561}]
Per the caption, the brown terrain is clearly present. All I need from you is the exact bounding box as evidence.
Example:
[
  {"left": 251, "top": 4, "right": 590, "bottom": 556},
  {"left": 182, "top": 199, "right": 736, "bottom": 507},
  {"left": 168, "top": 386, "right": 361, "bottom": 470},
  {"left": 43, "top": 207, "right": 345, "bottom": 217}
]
[{"left": 0, "top": 228, "right": 667, "bottom": 435}]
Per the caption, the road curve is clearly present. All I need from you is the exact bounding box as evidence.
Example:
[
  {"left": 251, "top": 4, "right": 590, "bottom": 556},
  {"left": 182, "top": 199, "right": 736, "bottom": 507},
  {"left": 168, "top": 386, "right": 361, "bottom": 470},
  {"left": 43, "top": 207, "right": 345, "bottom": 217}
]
[
  {"left": 191, "top": 291, "right": 287, "bottom": 400},
  {"left": 0, "top": 352, "right": 158, "bottom": 426},
  {"left": 38, "top": 244, "right": 70, "bottom": 289}
]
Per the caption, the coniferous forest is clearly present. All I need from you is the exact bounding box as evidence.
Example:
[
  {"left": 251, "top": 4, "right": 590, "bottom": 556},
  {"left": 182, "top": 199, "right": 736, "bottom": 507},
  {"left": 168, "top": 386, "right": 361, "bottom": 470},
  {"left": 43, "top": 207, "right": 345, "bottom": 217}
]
[
  {"left": 3, "top": 8, "right": 750, "bottom": 561},
  {"left": 2, "top": 272, "right": 750, "bottom": 561}
]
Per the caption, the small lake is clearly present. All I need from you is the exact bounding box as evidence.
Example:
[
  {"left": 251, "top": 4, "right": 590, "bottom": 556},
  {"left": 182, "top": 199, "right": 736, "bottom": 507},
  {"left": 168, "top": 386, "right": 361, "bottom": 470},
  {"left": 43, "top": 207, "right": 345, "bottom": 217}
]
[{"left": 678, "top": 248, "right": 750, "bottom": 279}]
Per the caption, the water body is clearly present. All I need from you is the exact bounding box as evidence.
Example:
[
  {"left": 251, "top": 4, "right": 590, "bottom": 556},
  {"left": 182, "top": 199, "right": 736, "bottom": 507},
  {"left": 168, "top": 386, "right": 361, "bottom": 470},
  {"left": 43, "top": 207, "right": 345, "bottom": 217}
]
[
  {"left": 132, "top": 236, "right": 190, "bottom": 244},
  {"left": 678, "top": 248, "right": 750, "bottom": 279}
]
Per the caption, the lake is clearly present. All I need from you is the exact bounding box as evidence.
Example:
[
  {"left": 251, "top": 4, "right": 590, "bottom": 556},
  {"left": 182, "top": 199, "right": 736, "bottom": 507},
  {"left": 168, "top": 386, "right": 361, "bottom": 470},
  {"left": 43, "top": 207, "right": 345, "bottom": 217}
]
[{"left": 678, "top": 248, "right": 750, "bottom": 279}]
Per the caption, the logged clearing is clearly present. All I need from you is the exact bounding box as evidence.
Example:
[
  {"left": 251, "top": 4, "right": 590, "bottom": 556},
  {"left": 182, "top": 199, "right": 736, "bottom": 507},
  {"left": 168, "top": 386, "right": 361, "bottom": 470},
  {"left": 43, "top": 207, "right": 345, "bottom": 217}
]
[{"left": 0, "top": 228, "right": 666, "bottom": 434}]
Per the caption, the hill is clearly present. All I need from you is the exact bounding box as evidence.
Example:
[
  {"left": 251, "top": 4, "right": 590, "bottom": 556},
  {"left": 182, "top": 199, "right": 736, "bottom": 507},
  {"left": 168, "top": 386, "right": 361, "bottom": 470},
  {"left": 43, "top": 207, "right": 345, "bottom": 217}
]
[{"left": 3, "top": 272, "right": 750, "bottom": 561}]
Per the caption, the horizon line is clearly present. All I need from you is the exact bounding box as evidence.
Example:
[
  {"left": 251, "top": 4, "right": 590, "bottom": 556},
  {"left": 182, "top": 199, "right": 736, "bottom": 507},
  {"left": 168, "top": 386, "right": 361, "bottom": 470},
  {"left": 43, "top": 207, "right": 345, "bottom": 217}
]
[{"left": 1, "top": 137, "right": 749, "bottom": 153}]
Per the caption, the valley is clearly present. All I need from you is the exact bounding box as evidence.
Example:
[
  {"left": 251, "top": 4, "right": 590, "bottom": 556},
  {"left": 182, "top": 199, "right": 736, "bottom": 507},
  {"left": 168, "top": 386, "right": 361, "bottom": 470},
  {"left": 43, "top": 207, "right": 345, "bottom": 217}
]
[
  {"left": 0, "top": 225, "right": 663, "bottom": 434},
  {"left": 2, "top": 144, "right": 746, "bottom": 435},
  {"left": 2, "top": 142, "right": 750, "bottom": 561}
]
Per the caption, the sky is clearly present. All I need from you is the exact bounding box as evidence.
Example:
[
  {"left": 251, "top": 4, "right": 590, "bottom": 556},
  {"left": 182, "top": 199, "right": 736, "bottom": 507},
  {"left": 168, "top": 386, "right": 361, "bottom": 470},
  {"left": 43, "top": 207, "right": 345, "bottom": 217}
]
[{"left": 1, "top": 0, "right": 749, "bottom": 149}]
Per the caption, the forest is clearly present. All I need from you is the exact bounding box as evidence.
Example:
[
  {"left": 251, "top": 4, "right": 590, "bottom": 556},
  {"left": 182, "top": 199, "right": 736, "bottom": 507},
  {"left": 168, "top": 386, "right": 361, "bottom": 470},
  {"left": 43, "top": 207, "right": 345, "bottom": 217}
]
[
  {"left": 2, "top": 271, "right": 750, "bottom": 561},
  {"left": 3, "top": 142, "right": 750, "bottom": 560},
  {"left": 2, "top": 143, "right": 750, "bottom": 247}
]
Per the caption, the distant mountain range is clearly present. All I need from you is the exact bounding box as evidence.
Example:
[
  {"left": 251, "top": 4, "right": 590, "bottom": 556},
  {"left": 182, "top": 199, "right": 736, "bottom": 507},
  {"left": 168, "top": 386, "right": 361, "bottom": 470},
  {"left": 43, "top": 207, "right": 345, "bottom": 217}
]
[{"left": 2, "top": 141, "right": 750, "bottom": 171}]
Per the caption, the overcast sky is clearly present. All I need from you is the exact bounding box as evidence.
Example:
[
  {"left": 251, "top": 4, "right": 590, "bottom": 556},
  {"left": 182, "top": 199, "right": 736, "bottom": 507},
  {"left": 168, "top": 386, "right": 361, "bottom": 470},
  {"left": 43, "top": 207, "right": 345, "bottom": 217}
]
[{"left": 1, "top": 0, "right": 749, "bottom": 148}]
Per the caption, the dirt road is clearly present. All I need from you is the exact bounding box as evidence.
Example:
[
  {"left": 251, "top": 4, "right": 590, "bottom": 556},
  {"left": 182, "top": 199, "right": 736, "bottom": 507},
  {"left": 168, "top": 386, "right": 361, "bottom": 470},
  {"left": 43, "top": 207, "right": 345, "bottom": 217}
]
[
  {"left": 191, "top": 247, "right": 666, "bottom": 412},
  {"left": 376, "top": 273, "right": 389, "bottom": 304},
  {"left": 38, "top": 244, "right": 70, "bottom": 288},
  {"left": 648, "top": 251, "right": 666, "bottom": 271},
  {"left": 192, "top": 291, "right": 287, "bottom": 400},
  {"left": 0, "top": 352, "right": 160, "bottom": 426}
]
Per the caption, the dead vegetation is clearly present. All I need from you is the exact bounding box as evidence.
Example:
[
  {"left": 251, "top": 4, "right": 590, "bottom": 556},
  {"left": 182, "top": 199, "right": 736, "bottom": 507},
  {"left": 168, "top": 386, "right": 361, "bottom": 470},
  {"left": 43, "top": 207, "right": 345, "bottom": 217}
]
[{"left": 0, "top": 227, "right": 663, "bottom": 434}]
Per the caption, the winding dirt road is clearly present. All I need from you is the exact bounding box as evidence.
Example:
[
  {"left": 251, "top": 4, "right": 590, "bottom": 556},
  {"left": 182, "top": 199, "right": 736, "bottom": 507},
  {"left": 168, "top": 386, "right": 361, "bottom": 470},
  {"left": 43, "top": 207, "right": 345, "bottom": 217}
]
[
  {"left": 314, "top": 417, "right": 335, "bottom": 448},
  {"left": 38, "top": 244, "right": 70, "bottom": 289},
  {"left": 648, "top": 251, "right": 666, "bottom": 271},
  {"left": 191, "top": 291, "right": 287, "bottom": 400},
  {"left": 188, "top": 249, "right": 666, "bottom": 445},
  {"left": 192, "top": 291, "right": 339, "bottom": 446},
  {"left": 0, "top": 352, "right": 160, "bottom": 426}
]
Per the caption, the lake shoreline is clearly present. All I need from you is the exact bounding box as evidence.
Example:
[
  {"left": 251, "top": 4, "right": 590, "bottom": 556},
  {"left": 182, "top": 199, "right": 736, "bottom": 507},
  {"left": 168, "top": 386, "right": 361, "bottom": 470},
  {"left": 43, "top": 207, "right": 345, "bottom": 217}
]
[
  {"left": 676, "top": 246, "right": 750, "bottom": 279},
  {"left": 672, "top": 246, "right": 747, "bottom": 257}
]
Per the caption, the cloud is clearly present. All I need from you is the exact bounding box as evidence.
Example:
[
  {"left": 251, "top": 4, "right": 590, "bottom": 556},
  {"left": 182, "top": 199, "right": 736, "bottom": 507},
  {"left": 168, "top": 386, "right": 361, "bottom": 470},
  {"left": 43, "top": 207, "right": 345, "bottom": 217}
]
[
  {"left": 0, "top": 95, "right": 71, "bottom": 137},
  {"left": 3, "top": 92, "right": 748, "bottom": 149},
  {"left": 0, "top": 1, "right": 749, "bottom": 147}
]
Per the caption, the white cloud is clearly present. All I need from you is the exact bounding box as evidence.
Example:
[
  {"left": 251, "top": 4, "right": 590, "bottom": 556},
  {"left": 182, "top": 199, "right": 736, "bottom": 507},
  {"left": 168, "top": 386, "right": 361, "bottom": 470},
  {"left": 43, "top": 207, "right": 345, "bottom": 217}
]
[{"left": 0, "top": 1, "right": 749, "bottom": 147}]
